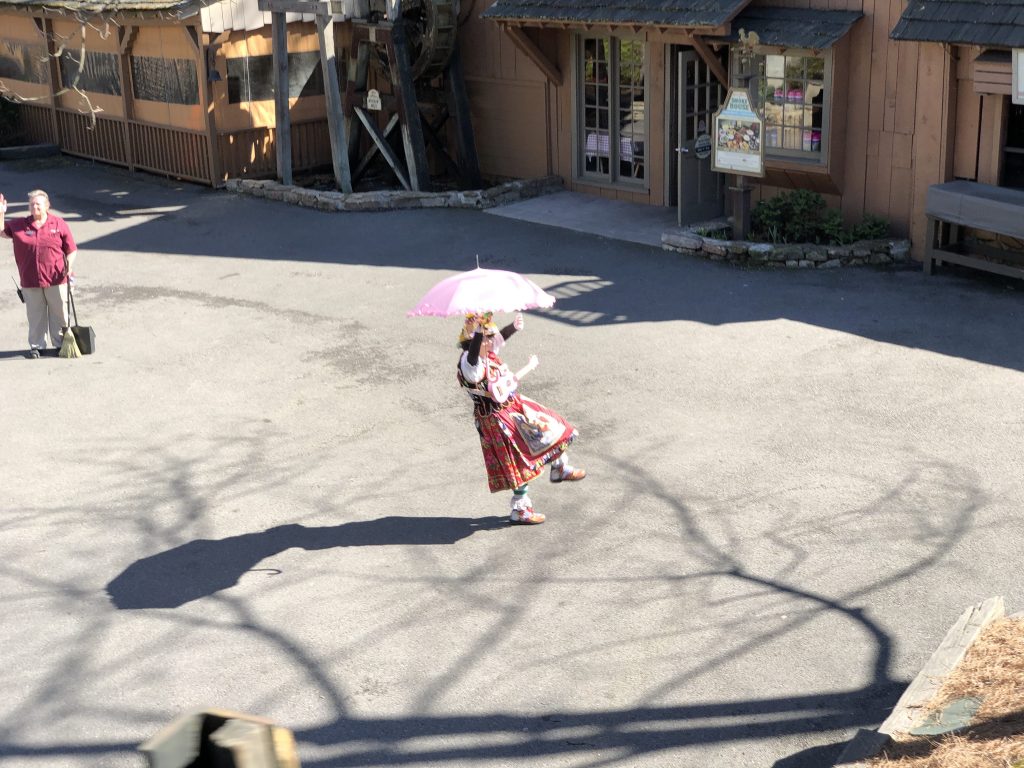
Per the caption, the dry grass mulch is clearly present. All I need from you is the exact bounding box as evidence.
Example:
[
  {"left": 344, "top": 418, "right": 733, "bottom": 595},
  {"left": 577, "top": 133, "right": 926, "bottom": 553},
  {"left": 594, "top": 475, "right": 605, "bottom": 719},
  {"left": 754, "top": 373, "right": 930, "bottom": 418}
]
[{"left": 868, "top": 617, "right": 1024, "bottom": 767}]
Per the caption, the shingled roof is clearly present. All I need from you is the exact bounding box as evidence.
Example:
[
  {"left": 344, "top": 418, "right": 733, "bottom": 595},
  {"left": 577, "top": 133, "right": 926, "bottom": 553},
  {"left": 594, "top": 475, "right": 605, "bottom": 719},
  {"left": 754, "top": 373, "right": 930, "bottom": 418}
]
[
  {"left": 481, "top": 0, "right": 750, "bottom": 29},
  {"left": 719, "top": 6, "right": 862, "bottom": 49},
  {"left": 891, "top": 0, "right": 1024, "bottom": 48},
  {"left": 0, "top": 0, "right": 200, "bottom": 14}
]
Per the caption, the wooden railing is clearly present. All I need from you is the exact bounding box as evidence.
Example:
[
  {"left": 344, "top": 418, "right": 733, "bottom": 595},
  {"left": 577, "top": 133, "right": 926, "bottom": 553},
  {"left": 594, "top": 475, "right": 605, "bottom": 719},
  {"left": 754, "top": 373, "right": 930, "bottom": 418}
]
[
  {"left": 17, "top": 103, "right": 56, "bottom": 145},
  {"left": 218, "top": 119, "right": 331, "bottom": 180},
  {"left": 17, "top": 103, "right": 334, "bottom": 185},
  {"left": 129, "top": 121, "right": 211, "bottom": 184},
  {"left": 57, "top": 110, "right": 129, "bottom": 167}
]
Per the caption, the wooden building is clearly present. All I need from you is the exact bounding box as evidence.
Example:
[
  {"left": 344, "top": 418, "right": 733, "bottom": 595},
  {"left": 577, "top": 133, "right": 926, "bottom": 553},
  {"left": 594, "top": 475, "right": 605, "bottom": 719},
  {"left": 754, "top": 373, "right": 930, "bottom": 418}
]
[
  {"left": 465, "top": 0, "right": 1024, "bottom": 258},
  {"left": 0, "top": 0, "right": 339, "bottom": 184}
]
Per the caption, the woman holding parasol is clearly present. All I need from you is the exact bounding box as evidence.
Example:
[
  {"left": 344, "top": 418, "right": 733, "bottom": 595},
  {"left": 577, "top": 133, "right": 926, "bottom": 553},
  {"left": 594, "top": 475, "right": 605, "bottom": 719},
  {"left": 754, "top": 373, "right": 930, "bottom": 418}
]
[
  {"left": 409, "top": 265, "right": 586, "bottom": 525},
  {"left": 457, "top": 311, "right": 585, "bottom": 524}
]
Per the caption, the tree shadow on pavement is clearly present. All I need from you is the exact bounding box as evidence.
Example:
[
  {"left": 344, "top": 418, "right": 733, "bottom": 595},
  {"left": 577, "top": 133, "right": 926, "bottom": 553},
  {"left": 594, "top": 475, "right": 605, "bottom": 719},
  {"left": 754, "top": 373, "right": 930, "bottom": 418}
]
[{"left": 105, "top": 516, "right": 507, "bottom": 609}]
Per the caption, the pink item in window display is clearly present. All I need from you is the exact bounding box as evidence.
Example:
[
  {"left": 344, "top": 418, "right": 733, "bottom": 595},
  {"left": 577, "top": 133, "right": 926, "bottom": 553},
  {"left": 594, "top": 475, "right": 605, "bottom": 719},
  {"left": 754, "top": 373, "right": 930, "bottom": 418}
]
[
  {"left": 773, "top": 87, "right": 784, "bottom": 101},
  {"left": 787, "top": 88, "right": 804, "bottom": 102}
]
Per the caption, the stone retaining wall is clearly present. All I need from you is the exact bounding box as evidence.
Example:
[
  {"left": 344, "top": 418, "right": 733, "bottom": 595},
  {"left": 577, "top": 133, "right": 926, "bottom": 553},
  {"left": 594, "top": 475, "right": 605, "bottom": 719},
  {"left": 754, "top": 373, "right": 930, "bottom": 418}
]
[
  {"left": 224, "top": 175, "right": 564, "bottom": 212},
  {"left": 662, "top": 230, "right": 912, "bottom": 269}
]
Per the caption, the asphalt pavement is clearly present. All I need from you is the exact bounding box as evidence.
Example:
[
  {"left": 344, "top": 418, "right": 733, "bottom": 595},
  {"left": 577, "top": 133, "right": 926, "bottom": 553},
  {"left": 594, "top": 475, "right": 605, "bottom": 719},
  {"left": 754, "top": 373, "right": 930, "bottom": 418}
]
[{"left": 2, "top": 157, "right": 1023, "bottom": 768}]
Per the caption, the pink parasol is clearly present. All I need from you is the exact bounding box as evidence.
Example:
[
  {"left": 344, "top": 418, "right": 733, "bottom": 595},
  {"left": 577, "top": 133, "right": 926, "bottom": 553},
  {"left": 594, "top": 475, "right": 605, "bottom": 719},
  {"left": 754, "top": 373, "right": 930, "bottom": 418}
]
[{"left": 407, "top": 266, "right": 556, "bottom": 317}]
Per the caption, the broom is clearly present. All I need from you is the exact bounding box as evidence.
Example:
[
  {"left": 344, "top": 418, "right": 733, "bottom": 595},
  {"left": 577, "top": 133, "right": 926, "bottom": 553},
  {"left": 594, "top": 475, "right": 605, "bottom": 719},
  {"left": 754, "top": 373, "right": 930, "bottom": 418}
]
[
  {"left": 58, "top": 265, "right": 82, "bottom": 358},
  {"left": 58, "top": 326, "right": 82, "bottom": 358}
]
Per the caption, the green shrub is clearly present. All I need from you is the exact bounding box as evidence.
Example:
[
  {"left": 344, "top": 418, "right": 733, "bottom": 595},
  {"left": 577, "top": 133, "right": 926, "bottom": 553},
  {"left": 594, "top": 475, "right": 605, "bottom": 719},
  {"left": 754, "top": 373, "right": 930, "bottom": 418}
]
[
  {"left": 751, "top": 190, "right": 890, "bottom": 245},
  {"left": 850, "top": 213, "right": 889, "bottom": 241}
]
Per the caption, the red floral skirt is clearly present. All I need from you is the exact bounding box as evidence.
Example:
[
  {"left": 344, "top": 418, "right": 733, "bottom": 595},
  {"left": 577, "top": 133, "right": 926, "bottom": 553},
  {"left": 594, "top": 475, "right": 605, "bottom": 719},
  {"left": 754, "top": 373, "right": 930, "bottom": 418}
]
[{"left": 474, "top": 393, "right": 577, "bottom": 492}]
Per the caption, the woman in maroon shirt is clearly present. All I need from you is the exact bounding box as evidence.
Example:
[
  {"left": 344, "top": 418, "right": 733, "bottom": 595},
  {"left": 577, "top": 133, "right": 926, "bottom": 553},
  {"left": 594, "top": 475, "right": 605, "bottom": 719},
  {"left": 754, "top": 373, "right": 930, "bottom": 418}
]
[{"left": 0, "top": 189, "right": 78, "bottom": 357}]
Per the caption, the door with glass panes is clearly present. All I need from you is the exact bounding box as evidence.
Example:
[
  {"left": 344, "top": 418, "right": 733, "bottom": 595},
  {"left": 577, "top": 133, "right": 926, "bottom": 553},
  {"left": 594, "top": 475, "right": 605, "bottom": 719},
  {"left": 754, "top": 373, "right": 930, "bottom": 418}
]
[{"left": 676, "top": 49, "right": 724, "bottom": 225}]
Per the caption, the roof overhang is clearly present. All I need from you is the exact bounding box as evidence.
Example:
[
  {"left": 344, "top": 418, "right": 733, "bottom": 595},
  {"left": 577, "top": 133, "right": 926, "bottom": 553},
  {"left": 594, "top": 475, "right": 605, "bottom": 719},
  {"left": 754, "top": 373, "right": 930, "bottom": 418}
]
[
  {"left": 714, "top": 6, "right": 863, "bottom": 50},
  {"left": 891, "top": 0, "right": 1024, "bottom": 49},
  {"left": 481, "top": 0, "right": 749, "bottom": 34}
]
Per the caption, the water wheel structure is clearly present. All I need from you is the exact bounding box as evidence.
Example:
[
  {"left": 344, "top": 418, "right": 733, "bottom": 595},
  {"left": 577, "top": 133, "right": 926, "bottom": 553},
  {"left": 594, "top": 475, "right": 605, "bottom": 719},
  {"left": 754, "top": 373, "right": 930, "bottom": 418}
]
[{"left": 259, "top": 0, "right": 479, "bottom": 192}]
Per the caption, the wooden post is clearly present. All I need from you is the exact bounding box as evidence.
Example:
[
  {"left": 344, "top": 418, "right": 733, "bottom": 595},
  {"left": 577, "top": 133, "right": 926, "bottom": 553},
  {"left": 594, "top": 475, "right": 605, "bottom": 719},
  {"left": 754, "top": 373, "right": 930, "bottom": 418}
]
[
  {"left": 192, "top": 26, "right": 223, "bottom": 186},
  {"left": 117, "top": 26, "right": 137, "bottom": 171},
  {"left": 316, "top": 14, "right": 353, "bottom": 193},
  {"left": 730, "top": 50, "right": 753, "bottom": 240},
  {"left": 272, "top": 12, "right": 293, "bottom": 185},
  {"left": 37, "top": 18, "right": 61, "bottom": 146},
  {"left": 345, "top": 30, "right": 371, "bottom": 157},
  {"left": 387, "top": 22, "right": 431, "bottom": 191},
  {"left": 445, "top": 46, "right": 481, "bottom": 189}
]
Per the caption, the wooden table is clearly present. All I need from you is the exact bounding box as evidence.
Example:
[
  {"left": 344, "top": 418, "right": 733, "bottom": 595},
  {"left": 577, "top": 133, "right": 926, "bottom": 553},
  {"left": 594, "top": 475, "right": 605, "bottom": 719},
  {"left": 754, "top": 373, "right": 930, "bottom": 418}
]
[{"left": 925, "top": 180, "right": 1024, "bottom": 279}]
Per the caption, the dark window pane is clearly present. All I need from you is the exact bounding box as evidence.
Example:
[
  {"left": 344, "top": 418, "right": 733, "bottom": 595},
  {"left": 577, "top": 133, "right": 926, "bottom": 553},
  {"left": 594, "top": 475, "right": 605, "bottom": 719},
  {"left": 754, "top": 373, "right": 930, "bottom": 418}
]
[
  {"left": 1006, "top": 104, "right": 1024, "bottom": 149},
  {"left": 1002, "top": 149, "right": 1024, "bottom": 188},
  {"left": 59, "top": 50, "right": 120, "bottom": 95},
  {"left": 0, "top": 40, "right": 48, "bottom": 83},
  {"left": 131, "top": 56, "right": 199, "bottom": 105},
  {"left": 226, "top": 51, "right": 324, "bottom": 104}
]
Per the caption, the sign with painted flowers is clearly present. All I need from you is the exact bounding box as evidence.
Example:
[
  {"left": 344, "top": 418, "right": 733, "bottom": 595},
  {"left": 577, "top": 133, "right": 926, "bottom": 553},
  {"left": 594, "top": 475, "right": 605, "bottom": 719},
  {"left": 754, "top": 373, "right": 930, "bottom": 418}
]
[{"left": 711, "top": 87, "right": 765, "bottom": 177}]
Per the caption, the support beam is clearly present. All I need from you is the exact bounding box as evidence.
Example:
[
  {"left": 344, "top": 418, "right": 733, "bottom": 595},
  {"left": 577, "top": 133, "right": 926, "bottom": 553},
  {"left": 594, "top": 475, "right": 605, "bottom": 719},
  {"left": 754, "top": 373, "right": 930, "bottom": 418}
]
[
  {"left": 316, "top": 15, "right": 353, "bottom": 192},
  {"left": 355, "top": 107, "right": 410, "bottom": 189},
  {"left": 271, "top": 12, "right": 293, "bottom": 185},
  {"left": 691, "top": 34, "right": 728, "bottom": 88},
  {"left": 194, "top": 26, "right": 222, "bottom": 185},
  {"left": 117, "top": 26, "right": 137, "bottom": 171},
  {"left": 36, "top": 18, "right": 61, "bottom": 146},
  {"left": 352, "top": 112, "right": 399, "bottom": 182},
  {"left": 501, "top": 25, "right": 562, "bottom": 86},
  {"left": 388, "top": 21, "right": 431, "bottom": 191}
]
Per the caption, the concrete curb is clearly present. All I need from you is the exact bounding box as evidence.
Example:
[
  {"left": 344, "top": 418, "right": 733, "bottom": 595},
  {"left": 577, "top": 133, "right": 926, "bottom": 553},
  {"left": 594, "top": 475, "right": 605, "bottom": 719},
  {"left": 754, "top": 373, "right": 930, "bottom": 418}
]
[
  {"left": 833, "top": 596, "right": 1006, "bottom": 766},
  {"left": 662, "top": 228, "right": 912, "bottom": 270},
  {"left": 0, "top": 143, "right": 60, "bottom": 161},
  {"left": 224, "top": 175, "right": 564, "bottom": 212}
]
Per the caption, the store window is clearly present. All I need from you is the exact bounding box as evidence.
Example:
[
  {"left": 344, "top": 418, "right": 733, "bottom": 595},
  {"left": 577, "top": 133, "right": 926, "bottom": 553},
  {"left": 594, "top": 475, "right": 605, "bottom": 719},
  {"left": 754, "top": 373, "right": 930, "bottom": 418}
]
[
  {"left": 747, "top": 51, "right": 828, "bottom": 161},
  {"left": 577, "top": 36, "right": 645, "bottom": 185},
  {"left": 1002, "top": 102, "right": 1024, "bottom": 189}
]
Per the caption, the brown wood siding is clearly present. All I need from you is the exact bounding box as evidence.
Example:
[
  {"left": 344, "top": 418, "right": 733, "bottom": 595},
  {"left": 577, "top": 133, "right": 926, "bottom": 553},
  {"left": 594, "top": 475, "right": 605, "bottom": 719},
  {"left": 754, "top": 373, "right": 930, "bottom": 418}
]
[
  {"left": 977, "top": 93, "right": 1006, "bottom": 185},
  {"left": 954, "top": 46, "right": 981, "bottom": 180},
  {"left": 974, "top": 55, "right": 1012, "bottom": 96},
  {"left": 460, "top": 6, "right": 550, "bottom": 181}
]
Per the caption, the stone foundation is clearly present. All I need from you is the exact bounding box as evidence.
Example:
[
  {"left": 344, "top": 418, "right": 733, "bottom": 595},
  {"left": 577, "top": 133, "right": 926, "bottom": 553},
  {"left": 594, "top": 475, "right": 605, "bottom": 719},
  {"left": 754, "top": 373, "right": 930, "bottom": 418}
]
[
  {"left": 662, "top": 230, "right": 912, "bottom": 269},
  {"left": 224, "top": 175, "right": 564, "bottom": 212}
]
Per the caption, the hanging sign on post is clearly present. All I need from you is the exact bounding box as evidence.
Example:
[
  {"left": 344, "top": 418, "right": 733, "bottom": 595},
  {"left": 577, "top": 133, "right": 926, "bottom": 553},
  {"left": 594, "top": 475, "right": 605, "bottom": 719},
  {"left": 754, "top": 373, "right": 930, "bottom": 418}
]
[{"left": 711, "top": 87, "right": 765, "bottom": 177}]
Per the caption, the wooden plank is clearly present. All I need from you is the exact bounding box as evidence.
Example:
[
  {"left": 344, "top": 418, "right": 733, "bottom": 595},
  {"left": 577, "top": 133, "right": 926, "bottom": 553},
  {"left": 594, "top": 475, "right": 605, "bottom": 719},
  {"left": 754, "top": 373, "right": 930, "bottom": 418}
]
[
  {"left": 316, "top": 15, "right": 352, "bottom": 192},
  {"left": 352, "top": 112, "right": 399, "bottom": 182},
  {"left": 894, "top": 40, "right": 918, "bottom": 136},
  {"left": 117, "top": 26, "right": 136, "bottom": 172},
  {"left": 867, "top": 0, "right": 889, "bottom": 133},
  {"left": 345, "top": 35, "right": 371, "bottom": 155},
  {"left": 977, "top": 94, "right": 1004, "bottom": 185},
  {"left": 953, "top": 59, "right": 981, "bottom": 180},
  {"left": 841, "top": 0, "right": 872, "bottom": 222},
  {"left": 502, "top": 25, "right": 562, "bottom": 86},
  {"left": 690, "top": 35, "right": 728, "bottom": 89},
  {"left": 271, "top": 12, "right": 293, "bottom": 185},
  {"left": 387, "top": 22, "right": 431, "bottom": 191},
  {"left": 354, "top": 107, "right": 410, "bottom": 189},
  {"left": 835, "top": 597, "right": 1006, "bottom": 766}
]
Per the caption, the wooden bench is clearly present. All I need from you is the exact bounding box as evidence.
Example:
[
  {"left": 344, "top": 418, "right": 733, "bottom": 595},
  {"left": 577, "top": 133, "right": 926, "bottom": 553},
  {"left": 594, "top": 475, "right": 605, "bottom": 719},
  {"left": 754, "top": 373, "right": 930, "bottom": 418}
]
[{"left": 925, "top": 180, "right": 1024, "bottom": 280}]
